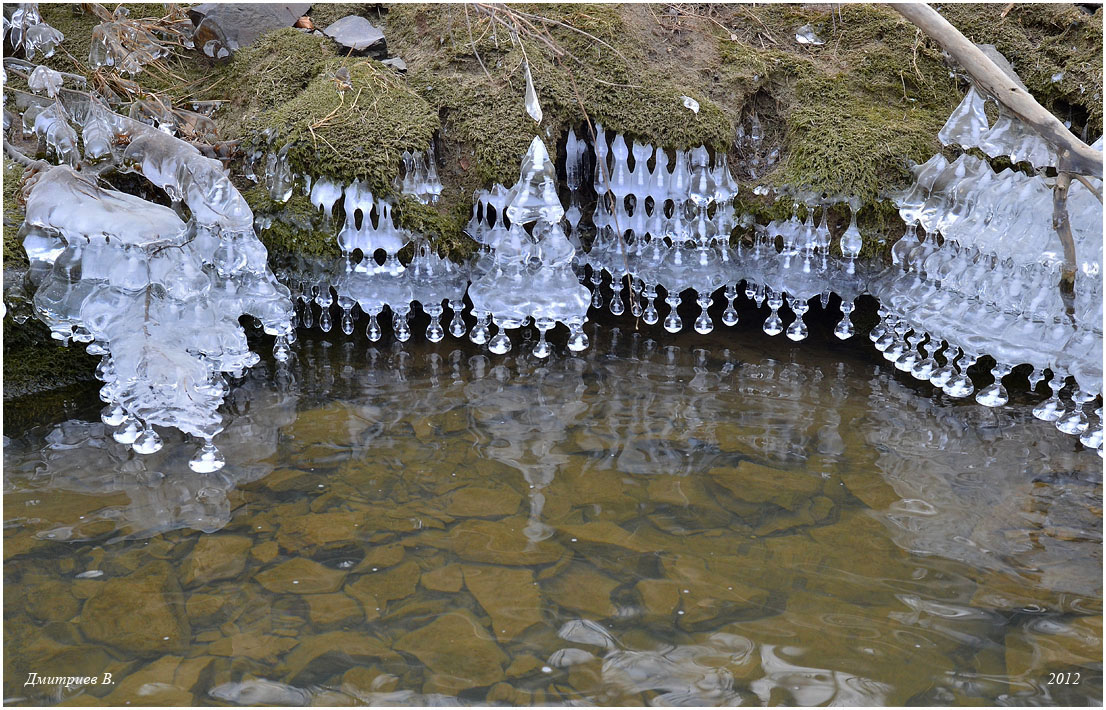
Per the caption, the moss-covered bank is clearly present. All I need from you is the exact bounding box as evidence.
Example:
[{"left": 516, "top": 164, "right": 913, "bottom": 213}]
[{"left": 4, "top": 3, "right": 1102, "bottom": 395}]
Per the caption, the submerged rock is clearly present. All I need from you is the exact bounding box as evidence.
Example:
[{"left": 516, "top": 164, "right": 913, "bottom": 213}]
[
  {"left": 323, "top": 15, "right": 385, "bottom": 53},
  {"left": 463, "top": 565, "right": 542, "bottom": 641},
  {"left": 283, "top": 631, "right": 399, "bottom": 685},
  {"left": 393, "top": 610, "right": 508, "bottom": 690},
  {"left": 254, "top": 557, "right": 346, "bottom": 594},
  {"left": 181, "top": 534, "right": 251, "bottom": 586},
  {"left": 78, "top": 562, "right": 191, "bottom": 654}
]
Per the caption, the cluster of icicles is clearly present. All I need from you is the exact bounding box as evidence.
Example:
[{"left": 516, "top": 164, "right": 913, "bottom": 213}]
[
  {"left": 9, "top": 64, "right": 292, "bottom": 473},
  {"left": 270, "top": 125, "right": 1101, "bottom": 455},
  {"left": 245, "top": 136, "right": 443, "bottom": 207},
  {"left": 272, "top": 125, "right": 872, "bottom": 364},
  {"left": 571, "top": 124, "right": 867, "bottom": 342},
  {"left": 275, "top": 135, "right": 590, "bottom": 357},
  {"left": 870, "top": 84, "right": 1103, "bottom": 453}
]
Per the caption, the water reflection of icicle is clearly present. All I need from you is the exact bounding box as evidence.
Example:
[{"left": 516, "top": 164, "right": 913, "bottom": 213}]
[{"left": 4, "top": 366, "right": 297, "bottom": 538}]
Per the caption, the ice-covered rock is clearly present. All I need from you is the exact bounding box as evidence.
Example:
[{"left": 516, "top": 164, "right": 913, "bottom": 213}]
[{"left": 323, "top": 15, "right": 386, "bottom": 53}]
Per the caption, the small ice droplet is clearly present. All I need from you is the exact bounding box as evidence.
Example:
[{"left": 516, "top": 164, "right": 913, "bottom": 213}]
[
  {"left": 76, "top": 570, "right": 104, "bottom": 579},
  {"left": 795, "top": 24, "right": 825, "bottom": 45},
  {"left": 542, "top": 666, "right": 553, "bottom": 673},
  {"left": 681, "top": 96, "right": 700, "bottom": 113},
  {"left": 1051, "top": 71, "right": 1064, "bottom": 83}
]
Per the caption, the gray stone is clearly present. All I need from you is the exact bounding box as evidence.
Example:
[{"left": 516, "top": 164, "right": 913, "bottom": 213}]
[
  {"left": 381, "top": 57, "right": 407, "bottom": 72},
  {"left": 188, "top": 4, "right": 310, "bottom": 56},
  {"left": 323, "top": 15, "right": 385, "bottom": 53}
]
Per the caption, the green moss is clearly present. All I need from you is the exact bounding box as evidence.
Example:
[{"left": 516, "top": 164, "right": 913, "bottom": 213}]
[
  {"left": 252, "top": 58, "right": 438, "bottom": 194},
  {"left": 3, "top": 316, "right": 98, "bottom": 401},
  {"left": 218, "top": 28, "right": 337, "bottom": 139},
  {"left": 941, "top": 4, "right": 1103, "bottom": 138},
  {"left": 393, "top": 195, "right": 478, "bottom": 262},
  {"left": 244, "top": 187, "right": 342, "bottom": 260},
  {"left": 4, "top": 160, "right": 27, "bottom": 267}
]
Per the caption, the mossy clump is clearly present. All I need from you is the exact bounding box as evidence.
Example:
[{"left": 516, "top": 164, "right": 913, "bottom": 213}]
[
  {"left": 244, "top": 187, "right": 342, "bottom": 260},
  {"left": 3, "top": 315, "right": 98, "bottom": 401},
  {"left": 4, "top": 160, "right": 28, "bottom": 267},
  {"left": 257, "top": 58, "right": 439, "bottom": 191},
  {"left": 942, "top": 4, "right": 1103, "bottom": 138},
  {"left": 218, "top": 27, "right": 337, "bottom": 138}
]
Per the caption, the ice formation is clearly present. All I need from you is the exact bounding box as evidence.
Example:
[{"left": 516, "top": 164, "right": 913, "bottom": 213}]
[
  {"left": 3, "top": 3, "right": 64, "bottom": 61},
  {"left": 394, "top": 145, "right": 444, "bottom": 204},
  {"left": 578, "top": 124, "right": 861, "bottom": 344},
  {"left": 871, "top": 93, "right": 1102, "bottom": 450},
  {"left": 467, "top": 136, "right": 591, "bottom": 356},
  {"left": 15, "top": 93, "right": 292, "bottom": 472},
  {"left": 87, "top": 5, "right": 174, "bottom": 76}
]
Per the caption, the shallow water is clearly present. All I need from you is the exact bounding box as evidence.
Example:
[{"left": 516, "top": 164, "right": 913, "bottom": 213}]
[{"left": 4, "top": 315, "right": 1102, "bottom": 706}]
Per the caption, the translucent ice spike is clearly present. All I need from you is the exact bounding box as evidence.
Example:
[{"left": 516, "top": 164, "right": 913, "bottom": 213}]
[
  {"left": 81, "top": 99, "right": 114, "bottom": 162},
  {"left": 27, "top": 65, "right": 63, "bottom": 98},
  {"left": 338, "top": 179, "right": 374, "bottom": 254},
  {"left": 977, "top": 107, "right": 1058, "bottom": 169},
  {"left": 895, "top": 154, "right": 949, "bottom": 225},
  {"left": 608, "top": 134, "right": 632, "bottom": 199},
  {"left": 309, "top": 177, "right": 344, "bottom": 223},
  {"left": 424, "top": 144, "right": 443, "bottom": 203},
  {"left": 565, "top": 127, "right": 587, "bottom": 191},
  {"left": 938, "top": 85, "right": 990, "bottom": 149},
  {"left": 506, "top": 136, "right": 564, "bottom": 226},
  {"left": 33, "top": 102, "right": 79, "bottom": 167},
  {"left": 523, "top": 60, "right": 543, "bottom": 123}
]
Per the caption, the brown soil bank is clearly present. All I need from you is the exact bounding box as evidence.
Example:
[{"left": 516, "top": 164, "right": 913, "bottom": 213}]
[{"left": 4, "top": 3, "right": 1103, "bottom": 397}]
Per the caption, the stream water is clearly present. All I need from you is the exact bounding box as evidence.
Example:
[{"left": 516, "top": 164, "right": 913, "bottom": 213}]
[{"left": 3, "top": 310, "right": 1102, "bottom": 706}]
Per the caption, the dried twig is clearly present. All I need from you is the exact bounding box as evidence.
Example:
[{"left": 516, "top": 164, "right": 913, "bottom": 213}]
[
  {"left": 1051, "top": 167, "right": 1077, "bottom": 319},
  {"left": 463, "top": 3, "right": 493, "bottom": 82}
]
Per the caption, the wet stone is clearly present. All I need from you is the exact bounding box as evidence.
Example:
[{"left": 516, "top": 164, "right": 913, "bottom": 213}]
[
  {"left": 661, "top": 554, "right": 772, "bottom": 629},
  {"left": 275, "top": 511, "right": 364, "bottom": 552},
  {"left": 283, "top": 631, "right": 399, "bottom": 686},
  {"left": 323, "top": 15, "right": 386, "bottom": 53},
  {"left": 636, "top": 578, "right": 681, "bottom": 618},
  {"left": 394, "top": 610, "right": 508, "bottom": 690},
  {"left": 251, "top": 540, "right": 279, "bottom": 564},
  {"left": 188, "top": 3, "right": 312, "bottom": 50},
  {"left": 463, "top": 564, "right": 543, "bottom": 641},
  {"left": 254, "top": 557, "right": 347, "bottom": 594},
  {"left": 422, "top": 518, "right": 566, "bottom": 565},
  {"left": 78, "top": 562, "right": 191, "bottom": 655},
  {"left": 104, "top": 656, "right": 195, "bottom": 705},
  {"left": 422, "top": 563, "right": 464, "bottom": 592},
  {"left": 544, "top": 563, "right": 619, "bottom": 618},
  {"left": 709, "top": 462, "right": 823, "bottom": 511},
  {"left": 23, "top": 576, "right": 81, "bottom": 623},
  {"left": 346, "top": 560, "right": 420, "bottom": 605},
  {"left": 185, "top": 592, "right": 225, "bottom": 622},
  {"left": 207, "top": 632, "right": 297, "bottom": 662},
  {"left": 304, "top": 592, "right": 363, "bottom": 626},
  {"left": 182, "top": 534, "right": 251, "bottom": 586},
  {"left": 353, "top": 542, "right": 405, "bottom": 572},
  {"left": 443, "top": 486, "right": 523, "bottom": 518}
]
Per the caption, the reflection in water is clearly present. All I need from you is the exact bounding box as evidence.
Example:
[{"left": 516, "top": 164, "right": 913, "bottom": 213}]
[
  {"left": 4, "top": 364, "right": 297, "bottom": 539},
  {"left": 3, "top": 325, "right": 1101, "bottom": 706}
]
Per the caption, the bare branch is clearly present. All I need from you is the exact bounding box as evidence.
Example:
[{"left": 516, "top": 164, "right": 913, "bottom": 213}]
[
  {"left": 892, "top": 3, "right": 1102, "bottom": 178},
  {"left": 1052, "top": 168, "right": 1077, "bottom": 319}
]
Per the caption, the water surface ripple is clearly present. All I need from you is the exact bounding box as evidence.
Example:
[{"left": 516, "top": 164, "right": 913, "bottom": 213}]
[{"left": 4, "top": 325, "right": 1101, "bottom": 706}]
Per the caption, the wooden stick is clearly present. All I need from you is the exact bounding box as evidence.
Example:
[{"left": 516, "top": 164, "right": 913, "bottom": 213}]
[
  {"left": 1051, "top": 166, "right": 1077, "bottom": 318},
  {"left": 892, "top": 3, "right": 1102, "bottom": 178}
]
